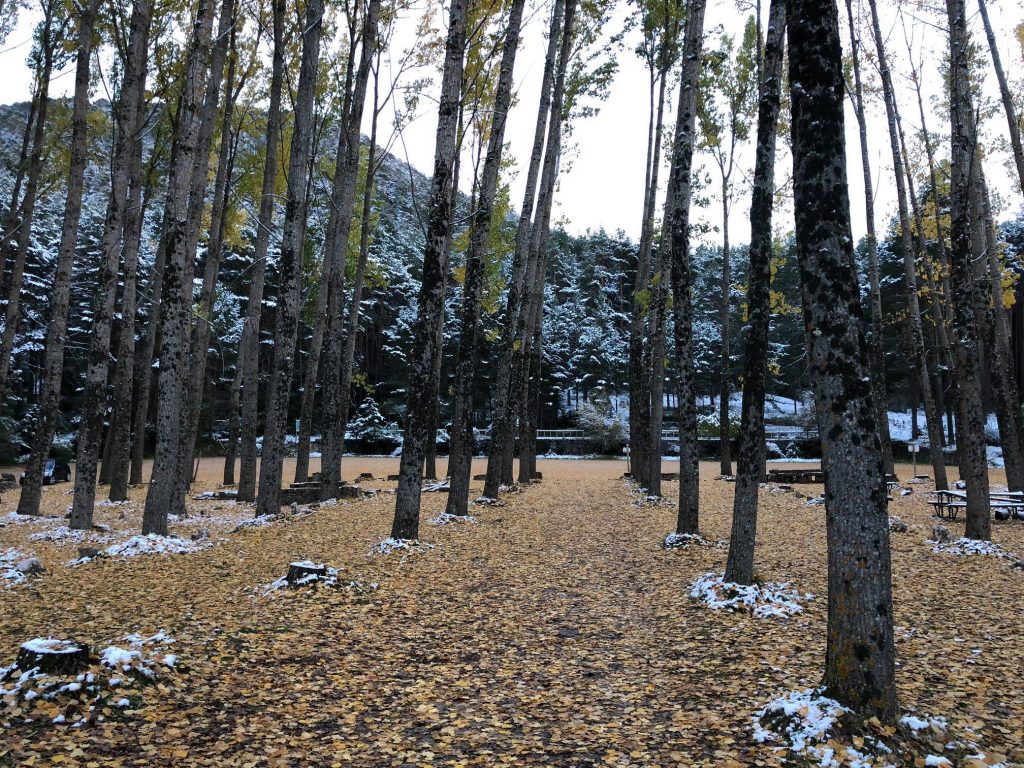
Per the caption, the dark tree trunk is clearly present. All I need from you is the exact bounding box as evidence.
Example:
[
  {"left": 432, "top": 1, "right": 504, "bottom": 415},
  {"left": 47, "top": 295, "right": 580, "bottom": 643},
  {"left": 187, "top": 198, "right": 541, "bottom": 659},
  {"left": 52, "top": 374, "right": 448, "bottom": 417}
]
[
  {"left": 390, "top": 0, "right": 468, "bottom": 539},
  {"left": 293, "top": 274, "right": 329, "bottom": 484},
  {"left": 787, "top": 0, "right": 896, "bottom": 721},
  {"left": 140, "top": 0, "right": 221, "bottom": 534},
  {"left": 515, "top": 0, "right": 577, "bottom": 486},
  {"left": 223, "top": 357, "right": 242, "bottom": 485},
  {"left": 177, "top": 29, "right": 241, "bottom": 504},
  {"left": 128, "top": 206, "right": 169, "bottom": 487},
  {"left": 973, "top": 164, "right": 1024, "bottom": 489},
  {"left": 630, "top": 53, "right": 672, "bottom": 494},
  {"left": 70, "top": 0, "right": 153, "bottom": 529},
  {"left": 18, "top": 0, "right": 103, "bottom": 517},
  {"left": 0, "top": 0, "right": 55, "bottom": 402},
  {"left": 946, "top": 0, "right": 991, "bottom": 541},
  {"left": 867, "top": 0, "right": 947, "bottom": 489},
  {"left": 106, "top": 144, "right": 150, "bottom": 504},
  {"left": 665, "top": 0, "right": 707, "bottom": 535},
  {"left": 254, "top": 0, "right": 323, "bottom": 516},
  {"left": 977, "top": 0, "right": 1024, "bottom": 196},
  {"left": 908, "top": 57, "right": 957, "bottom": 476},
  {"left": 237, "top": 0, "right": 285, "bottom": 503},
  {"left": 723, "top": 0, "right": 785, "bottom": 586},
  {"left": 718, "top": 190, "right": 732, "bottom": 476},
  {"left": 335, "top": 72, "right": 385, "bottom": 487},
  {"left": 844, "top": 0, "right": 894, "bottom": 476},
  {"left": 319, "top": 0, "right": 381, "bottom": 500},
  {"left": 482, "top": 0, "right": 565, "bottom": 499}
]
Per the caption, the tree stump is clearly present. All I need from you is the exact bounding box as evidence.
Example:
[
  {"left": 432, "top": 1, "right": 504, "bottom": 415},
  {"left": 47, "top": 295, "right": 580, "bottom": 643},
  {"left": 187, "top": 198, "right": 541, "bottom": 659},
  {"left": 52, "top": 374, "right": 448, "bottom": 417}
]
[
  {"left": 387, "top": 474, "right": 401, "bottom": 481},
  {"left": 12, "top": 639, "right": 90, "bottom": 677},
  {"left": 286, "top": 561, "right": 327, "bottom": 585},
  {"left": 357, "top": 472, "right": 374, "bottom": 481},
  {"left": 473, "top": 474, "right": 487, "bottom": 481},
  {"left": 339, "top": 485, "right": 361, "bottom": 499},
  {"left": 932, "top": 525, "right": 952, "bottom": 544},
  {"left": 78, "top": 546, "right": 102, "bottom": 560}
]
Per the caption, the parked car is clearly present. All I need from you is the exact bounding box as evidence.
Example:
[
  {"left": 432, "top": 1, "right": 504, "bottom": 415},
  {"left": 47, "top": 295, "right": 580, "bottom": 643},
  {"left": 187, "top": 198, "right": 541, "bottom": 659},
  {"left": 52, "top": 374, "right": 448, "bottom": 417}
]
[{"left": 20, "top": 458, "right": 72, "bottom": 486}]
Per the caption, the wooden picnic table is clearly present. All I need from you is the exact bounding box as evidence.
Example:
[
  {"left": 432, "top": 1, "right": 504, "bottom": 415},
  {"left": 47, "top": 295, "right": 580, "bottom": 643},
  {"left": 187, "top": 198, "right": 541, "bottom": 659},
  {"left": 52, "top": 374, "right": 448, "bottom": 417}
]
[{"left": 927, "top": 489, "right": 1024, "bottom": 520}]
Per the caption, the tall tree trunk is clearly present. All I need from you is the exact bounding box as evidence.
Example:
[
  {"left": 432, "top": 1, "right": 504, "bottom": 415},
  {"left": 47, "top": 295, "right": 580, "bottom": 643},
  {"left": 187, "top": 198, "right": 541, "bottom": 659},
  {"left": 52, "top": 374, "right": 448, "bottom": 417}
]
[
  {"left": 718, "top": 189, "right": 732, "bottom": 476},
  {"left": 335, "top": 86, "right": 384, "bottom": 480},
  {"left": 844, "top": 0, "right": 894, "bottom": 476},
  {"left": 108, "top": 156, "right": 152, "bottom": 501},
  {"left": 515, "top": 0, "right": 577, "bottom": 486},
  {"left": 787, "top": 0, "right": 896, "bottom": 721},
  {"left": 69, "top": 0, "right": 153, "bottom": 529},
  {"left": 867, "top": 0, "right": 947, "bottom": 489},
  {"left": 177, "top": 30, "right": 241, "bottom": 504},
  {"left": 723, "top": 0, "right": 785, "bottom": 586},
  {"left": 390, "top": 0, "right": 468, "bottom": 539},
  {"left": 128, "top": 205, "right": 170, "bottom": 486},
  {"left": 665, "top": 0, "right": 707, "bottom": 535},
  {"left": 293, "top": 261, "right": 330, "bottom": 484},
  {"left": 237, "top": 0, "right": 285, "bottom": 503},
  {"left": 908, "top": 53, "right": 957, "bottom": 472},
  {"left": 0, "top": 1, "right": 55, "bottom": 402},
  {"left": 482, "top": 0, "right": 565, "bottom": 499},
  {"left": 140, "top": 0, "right": 220, "bottom": 534},
  {"left": 254, "top": 0, "right": 323, "bottom": 516},
  {"left": 946, "top": 0, "right": 991, "bottom": 541},
  {"left": 319, "top": 0, "right": 381, "bottom": 500},
  {"left": 977, "top": 0, "right": 1024, "bottom": 196},
  {"left": 973, "top": 163, "right": 1024, "bottom": 489},
  {"left": 223, "top": 358, "right": 241, "bottom": 484},
  {"left": 17, "top": 0, "right": 103, "bottom": 517},
  {"left": 630, "top": 63, "right": 671, "bottom": 493}
]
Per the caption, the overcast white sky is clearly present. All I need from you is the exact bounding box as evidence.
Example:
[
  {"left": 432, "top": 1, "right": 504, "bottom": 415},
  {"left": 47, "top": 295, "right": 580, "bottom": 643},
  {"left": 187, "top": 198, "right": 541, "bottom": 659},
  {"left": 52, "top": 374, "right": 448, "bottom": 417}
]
[{"left": 0, "top": 0, "right": 1021, "bottom": 246}]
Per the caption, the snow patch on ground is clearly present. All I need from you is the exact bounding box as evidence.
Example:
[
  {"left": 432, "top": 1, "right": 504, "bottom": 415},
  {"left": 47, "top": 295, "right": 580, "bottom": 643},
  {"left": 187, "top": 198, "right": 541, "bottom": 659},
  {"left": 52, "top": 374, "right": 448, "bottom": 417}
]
[
  {"left": 371, "top": 538, "right": 436, "bottom": 558},
  {"left": 754, "top": 688, "right": 1006, "bottom": 767},
  {"left": 70, "top": 535, "right": 213, "bottom": 565},
  {"left": 1, "top": 548, "right": 38, "bottom": 587},
  {"left": 29, "top": 525, "right": 121, "bottom": 544},
  {"left": 662, "top": 532, "right": 724, "bottom": 549},
  {"left": 927, "top": 537, "right": 1013, "bottom": 558},
  {"left": 690, "top": 572, "right": 812, "bottom": 618},
  {"left": 427, "top": 512, "right": 478, "bottom": 526}
]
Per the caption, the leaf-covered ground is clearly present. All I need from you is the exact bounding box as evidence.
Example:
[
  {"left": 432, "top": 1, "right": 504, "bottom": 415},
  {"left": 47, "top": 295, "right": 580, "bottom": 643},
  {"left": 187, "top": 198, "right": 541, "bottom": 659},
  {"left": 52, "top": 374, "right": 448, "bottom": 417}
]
[{"left": 1, "top": 458, "right": 1022, "bottom": 766}]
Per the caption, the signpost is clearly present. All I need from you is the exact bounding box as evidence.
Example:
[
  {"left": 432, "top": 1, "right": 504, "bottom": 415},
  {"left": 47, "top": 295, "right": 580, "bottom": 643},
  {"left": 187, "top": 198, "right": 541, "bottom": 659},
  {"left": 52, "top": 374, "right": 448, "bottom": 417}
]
[{"left": 909, "top": 441, "right": 920, "bottom": 477}]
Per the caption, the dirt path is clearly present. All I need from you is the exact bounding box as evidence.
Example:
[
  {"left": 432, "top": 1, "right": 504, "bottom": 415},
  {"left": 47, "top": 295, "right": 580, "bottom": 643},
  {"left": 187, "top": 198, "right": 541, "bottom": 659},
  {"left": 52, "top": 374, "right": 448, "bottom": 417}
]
[{"left": 2, "top": 458, "right": 1023, "bottom": 766}]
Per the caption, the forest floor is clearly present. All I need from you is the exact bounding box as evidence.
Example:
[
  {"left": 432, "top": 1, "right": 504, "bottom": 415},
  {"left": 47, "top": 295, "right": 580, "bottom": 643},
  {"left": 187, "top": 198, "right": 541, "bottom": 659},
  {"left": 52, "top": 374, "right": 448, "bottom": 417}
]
[{"left": 1, "top": 457, "right": 1023, "bottom": 767}]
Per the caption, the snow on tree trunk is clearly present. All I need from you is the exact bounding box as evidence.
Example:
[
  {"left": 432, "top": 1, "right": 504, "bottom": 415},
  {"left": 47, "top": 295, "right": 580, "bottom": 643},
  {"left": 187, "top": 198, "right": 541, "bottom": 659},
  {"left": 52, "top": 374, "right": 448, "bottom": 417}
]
[{"left": 787, "top": 0, "right": 897, "bottom": 720}]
